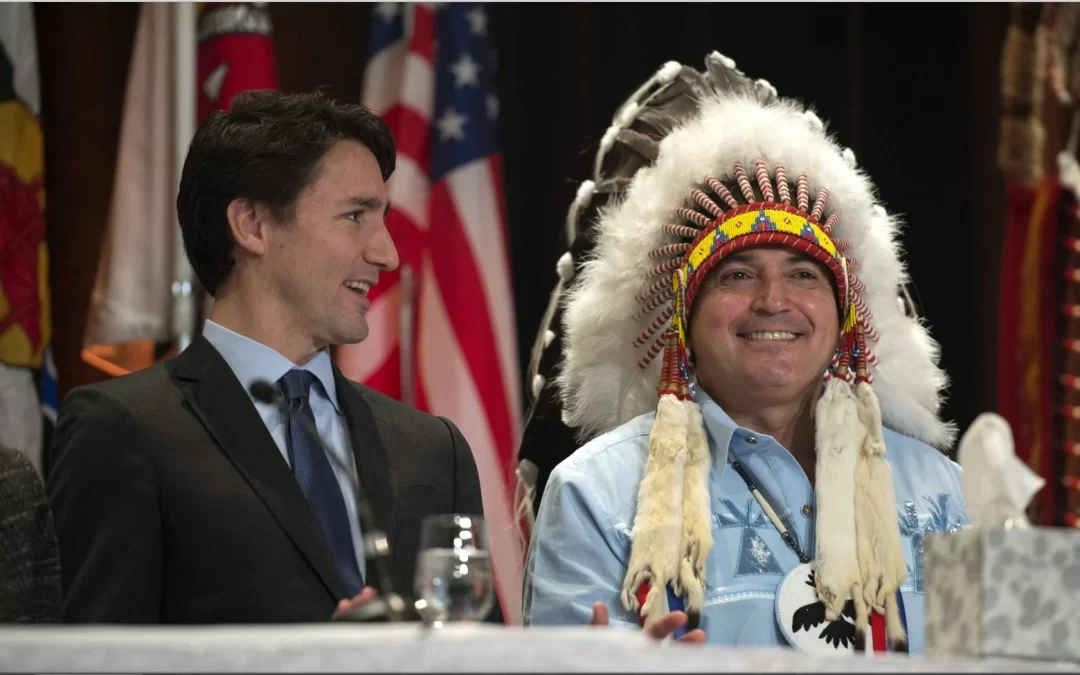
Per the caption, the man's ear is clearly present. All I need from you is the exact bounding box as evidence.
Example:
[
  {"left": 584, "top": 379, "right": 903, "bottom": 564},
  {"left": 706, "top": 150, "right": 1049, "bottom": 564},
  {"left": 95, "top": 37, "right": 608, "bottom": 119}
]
[{"left": 226, "top": 197, "right": 272, "bottom": 257}]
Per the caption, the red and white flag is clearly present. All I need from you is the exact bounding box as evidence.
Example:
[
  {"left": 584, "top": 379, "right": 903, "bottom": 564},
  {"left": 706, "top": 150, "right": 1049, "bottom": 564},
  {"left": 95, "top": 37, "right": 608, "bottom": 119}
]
[
  {"left": 339, "top": 3, "right": 524, "bottom": 622},
  {"left": 84, "top": 2, "right": 277, "bottom": 375}
]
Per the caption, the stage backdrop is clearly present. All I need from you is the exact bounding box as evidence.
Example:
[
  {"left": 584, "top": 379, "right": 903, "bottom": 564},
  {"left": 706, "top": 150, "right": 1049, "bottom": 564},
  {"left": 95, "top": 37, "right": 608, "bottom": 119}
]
[{"left": 36, "top": 2, "right": 1014, "bottom": 464}]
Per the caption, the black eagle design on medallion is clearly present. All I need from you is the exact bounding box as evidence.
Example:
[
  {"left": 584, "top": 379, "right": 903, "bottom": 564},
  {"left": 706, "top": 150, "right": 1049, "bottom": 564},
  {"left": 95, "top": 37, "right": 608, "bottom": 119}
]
[{"left": 791, "top": 569, "right": 859, "bottom": 649}]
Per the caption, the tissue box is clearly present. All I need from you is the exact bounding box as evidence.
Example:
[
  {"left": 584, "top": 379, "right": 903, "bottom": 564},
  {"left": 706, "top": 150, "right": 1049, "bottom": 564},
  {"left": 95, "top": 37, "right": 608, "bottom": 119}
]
[{"left": 924, "top": 527, "right": 1080, "bottom": 662}]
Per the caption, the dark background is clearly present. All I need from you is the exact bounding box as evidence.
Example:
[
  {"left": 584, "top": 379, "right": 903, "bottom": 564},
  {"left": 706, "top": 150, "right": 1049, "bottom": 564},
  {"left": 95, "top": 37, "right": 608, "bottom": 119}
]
[{"left": 36, "top": 3, "right": 1022, "bottom": 440}]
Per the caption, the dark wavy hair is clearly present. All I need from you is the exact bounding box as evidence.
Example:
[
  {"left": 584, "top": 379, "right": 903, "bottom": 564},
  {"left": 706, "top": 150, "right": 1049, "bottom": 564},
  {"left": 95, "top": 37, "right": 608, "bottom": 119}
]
[{"left": 176, "top": 90, "right": 396, "bottom": 296}]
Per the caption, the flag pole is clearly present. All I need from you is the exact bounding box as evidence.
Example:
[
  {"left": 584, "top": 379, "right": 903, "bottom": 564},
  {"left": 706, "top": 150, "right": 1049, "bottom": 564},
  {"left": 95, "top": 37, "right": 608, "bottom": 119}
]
[{"left": 172, "top": 1, "right": 198, "bottom": 353}]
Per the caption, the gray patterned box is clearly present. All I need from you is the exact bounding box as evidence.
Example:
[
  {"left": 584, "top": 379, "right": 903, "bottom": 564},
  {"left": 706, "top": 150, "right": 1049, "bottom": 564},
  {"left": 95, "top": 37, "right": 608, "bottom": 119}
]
[{"left": 924, "top": 527, "right": 1080, "bottom": 662}]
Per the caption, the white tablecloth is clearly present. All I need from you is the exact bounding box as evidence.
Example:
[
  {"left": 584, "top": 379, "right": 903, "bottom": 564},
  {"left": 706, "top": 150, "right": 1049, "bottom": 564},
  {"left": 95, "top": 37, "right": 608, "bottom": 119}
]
[{"left": 0, "top": 624, "right": 1076, "bottom": 673}]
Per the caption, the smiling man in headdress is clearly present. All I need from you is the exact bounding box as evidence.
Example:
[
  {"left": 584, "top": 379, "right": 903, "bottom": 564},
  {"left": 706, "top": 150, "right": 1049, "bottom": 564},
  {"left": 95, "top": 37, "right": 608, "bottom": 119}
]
[{"left": 521, "top": 54, "right": 968, "bottom": 655}]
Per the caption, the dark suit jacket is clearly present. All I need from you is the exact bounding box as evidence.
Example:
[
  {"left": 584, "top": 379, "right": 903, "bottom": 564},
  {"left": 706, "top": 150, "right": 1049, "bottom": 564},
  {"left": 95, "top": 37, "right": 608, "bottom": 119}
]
[{"left": 46, "top": 336, "right": 500, "bottom": 624}]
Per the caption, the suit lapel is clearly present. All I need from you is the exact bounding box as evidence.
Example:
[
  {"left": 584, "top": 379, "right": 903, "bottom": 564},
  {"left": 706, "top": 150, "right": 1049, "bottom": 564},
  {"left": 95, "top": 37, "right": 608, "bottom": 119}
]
[
  {"left": 171, "top": 336, "right": 346, "bottom": 601},
  {"left": 332, "top": 366, "right": 397, "bottom": 562}
]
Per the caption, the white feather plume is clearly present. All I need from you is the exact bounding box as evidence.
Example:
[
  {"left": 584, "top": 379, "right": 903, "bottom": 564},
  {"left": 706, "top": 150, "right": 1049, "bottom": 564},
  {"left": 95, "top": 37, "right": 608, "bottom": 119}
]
[{"left": 556, "top": 93, "right": 955, "bottom": 449}]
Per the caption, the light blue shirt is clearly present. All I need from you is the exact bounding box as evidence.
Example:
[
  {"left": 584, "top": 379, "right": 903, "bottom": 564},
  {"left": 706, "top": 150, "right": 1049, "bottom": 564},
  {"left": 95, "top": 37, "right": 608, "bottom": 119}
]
[
  {"left": 523, "top": 386, "right": 968, "bottom": 653},
  {"left": 202, "top": 319, "right": 366, "bottom": 583}
]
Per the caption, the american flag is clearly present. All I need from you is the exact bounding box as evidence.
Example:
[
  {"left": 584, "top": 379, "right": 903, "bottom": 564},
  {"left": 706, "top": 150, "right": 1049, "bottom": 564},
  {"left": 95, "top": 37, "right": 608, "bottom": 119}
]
[{"left": 338, "top": 3, "right": 524, "bottom": 622}]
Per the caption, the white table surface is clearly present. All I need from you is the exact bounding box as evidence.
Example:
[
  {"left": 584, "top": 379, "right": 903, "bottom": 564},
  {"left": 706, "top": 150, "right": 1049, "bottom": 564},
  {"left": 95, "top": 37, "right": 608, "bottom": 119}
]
[{"left": 0, "top": 624, "right": 1077, "bottom": 672}]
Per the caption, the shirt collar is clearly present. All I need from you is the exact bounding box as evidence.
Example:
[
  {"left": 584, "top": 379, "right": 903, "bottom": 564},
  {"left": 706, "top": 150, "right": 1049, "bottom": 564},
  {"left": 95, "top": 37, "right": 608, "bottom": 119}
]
[
  {"left": 691, "top": 379, "right": 780, "bottom": 476},
  {"left": 201, "top": 319, "right": 342, "bottom": 415}
]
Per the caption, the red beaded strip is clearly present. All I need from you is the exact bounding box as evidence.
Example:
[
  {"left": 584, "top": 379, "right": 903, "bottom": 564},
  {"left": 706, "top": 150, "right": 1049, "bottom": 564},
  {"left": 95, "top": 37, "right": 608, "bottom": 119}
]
[
  {"left": 853, "top": 293, "right": 873, "bottom": 321},
  {"left": 638, "top": 331, "right": 668, "bottom": 369},
  {"left": 634, "top": 306, "right": 674, "bottom": 348},
  {"left": 734, "top": 162, "right": 757, "bottom": 202},
  {"left": 634, "top": 288, "right": 675, "bottom": 321},
  {"left": 860, "top": 318, "right": 880, "bottom": 343},
  {"left": 755, "top": 159, "right": 775, "bottom": 202},
  {"left": 657, "top": 331, "right": 691, "bottom": 399},
  {"left": 774, "top": 164, "right": 791, "bottom": 205},
  {"left": 810, "top": 187, "right": 829, "bottom": 222},
  {"left": 796, "top": 172, "right": 810, "bottom": 212},
  {"left": 823, "top": 211, "right": 841, "bottom": 235},
  {"left": 648, "top": 243, "right": 691, "bottom": 259},
  {"left": 649, "top": 257, "right": 682, "bottom": 278},
  {"left": 706, "top": 176, "right": 741, "bottom": 209},
  {"left": 636, "top": 276, "right": 673, "bottom": 303},
  {"left": 674, "top": 207, "right": 711, "bottom": 229},
  {"left": 663, "top": 222, "right": 700, "bottom": 239},
  {"left": 691, "top": 189, "right": 724, "bottom": 218}
]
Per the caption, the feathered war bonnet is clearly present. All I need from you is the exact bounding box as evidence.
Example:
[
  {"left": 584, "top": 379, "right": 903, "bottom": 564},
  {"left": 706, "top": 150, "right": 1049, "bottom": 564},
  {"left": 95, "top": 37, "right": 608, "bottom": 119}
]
[{"left": 554, "top": 54, "right": 956, "bottom": 650}]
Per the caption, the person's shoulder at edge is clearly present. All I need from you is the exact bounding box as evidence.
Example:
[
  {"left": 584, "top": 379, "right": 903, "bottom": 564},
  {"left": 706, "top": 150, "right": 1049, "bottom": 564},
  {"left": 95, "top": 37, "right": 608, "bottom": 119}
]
[
  {"left": 50, "top": 362, "right": 175, "bottom": 452},
  {"left": 542, "top": 411, "right": 657, "bottom": 504},
  {"left": 0, "top": 444, "right": 49, "bottom": 504},
  {"left": 65, "top": 360, "right": 172, "bottom": 405},
  {"left": 882, "top": 425, "right": 961, "bottom": 476},
  {"left": 882, "top": 425, "right": 968, "bottom": 514}
]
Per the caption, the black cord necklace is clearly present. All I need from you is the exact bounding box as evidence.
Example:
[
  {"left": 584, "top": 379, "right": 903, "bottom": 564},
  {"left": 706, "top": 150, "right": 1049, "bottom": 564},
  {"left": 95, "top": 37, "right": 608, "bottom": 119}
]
[{"left": 729, "top": 459, "right": 811, "bottom": 564}]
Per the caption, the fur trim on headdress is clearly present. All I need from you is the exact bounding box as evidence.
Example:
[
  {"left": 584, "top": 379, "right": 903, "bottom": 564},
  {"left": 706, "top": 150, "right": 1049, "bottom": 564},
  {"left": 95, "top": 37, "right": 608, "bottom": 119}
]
[
  {"left": 813, "top": 377, "right": 864, "bottom": 620},
  {"left": 621, "top": 393, "right": 693, "bottom": 627}
]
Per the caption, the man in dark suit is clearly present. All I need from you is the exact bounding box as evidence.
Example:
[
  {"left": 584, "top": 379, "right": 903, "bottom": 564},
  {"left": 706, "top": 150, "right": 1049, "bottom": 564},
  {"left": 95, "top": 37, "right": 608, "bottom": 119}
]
[{"left": 47, "top": 91, "right": 498, "bottom": 624}]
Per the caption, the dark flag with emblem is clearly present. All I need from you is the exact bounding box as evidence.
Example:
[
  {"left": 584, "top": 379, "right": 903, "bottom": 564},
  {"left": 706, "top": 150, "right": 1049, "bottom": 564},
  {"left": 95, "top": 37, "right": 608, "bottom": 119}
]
[
  {"left": 0, "top": 3, "right": 57, "bottom": 477},
  {"left": 84, "top": 3, "right": 278, "bottom": 378},
  {"left": 197, "top": 2, "right": 277, "bottom": 123}
]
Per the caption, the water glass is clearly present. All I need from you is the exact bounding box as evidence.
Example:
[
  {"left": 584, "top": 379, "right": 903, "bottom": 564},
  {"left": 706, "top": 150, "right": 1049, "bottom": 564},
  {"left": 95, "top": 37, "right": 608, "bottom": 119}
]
[{"left": 413, "top": 514, "right": 494, "bottom": 625}]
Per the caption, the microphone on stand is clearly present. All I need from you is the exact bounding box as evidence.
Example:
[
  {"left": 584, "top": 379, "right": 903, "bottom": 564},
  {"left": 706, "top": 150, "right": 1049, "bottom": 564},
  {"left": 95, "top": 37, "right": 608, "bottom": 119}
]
[{"left": 249, "top": 379, "right": 415, "bottom": 623}]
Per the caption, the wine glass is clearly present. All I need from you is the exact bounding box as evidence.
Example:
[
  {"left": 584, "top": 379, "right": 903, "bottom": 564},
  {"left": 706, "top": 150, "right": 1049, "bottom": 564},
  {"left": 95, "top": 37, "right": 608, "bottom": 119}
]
[{"left": 413, "top": 514, "right": 494, "bottom": 625}]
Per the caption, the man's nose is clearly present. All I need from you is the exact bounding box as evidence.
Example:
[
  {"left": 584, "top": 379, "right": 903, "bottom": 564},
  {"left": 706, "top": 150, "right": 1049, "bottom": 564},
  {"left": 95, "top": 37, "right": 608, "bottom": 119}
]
[
  {"left": 366, "top": 224, "right": 399, "bottom": 272},
  {"left": 748, "top": 277, "right": 788, "bottom": 313}
]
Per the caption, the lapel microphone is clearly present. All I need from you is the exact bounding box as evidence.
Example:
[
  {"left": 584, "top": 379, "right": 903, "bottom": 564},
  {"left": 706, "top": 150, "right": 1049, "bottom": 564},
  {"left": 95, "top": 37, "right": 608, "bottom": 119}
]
[{"left": 249, "top": 379, "right": 413, "bottom": 623}]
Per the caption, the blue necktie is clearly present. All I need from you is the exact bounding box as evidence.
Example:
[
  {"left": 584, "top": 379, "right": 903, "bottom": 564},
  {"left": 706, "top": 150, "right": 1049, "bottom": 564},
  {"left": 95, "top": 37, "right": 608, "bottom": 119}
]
[{"left": 278, "top": 369, "right": 364, "bottom": 599}]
